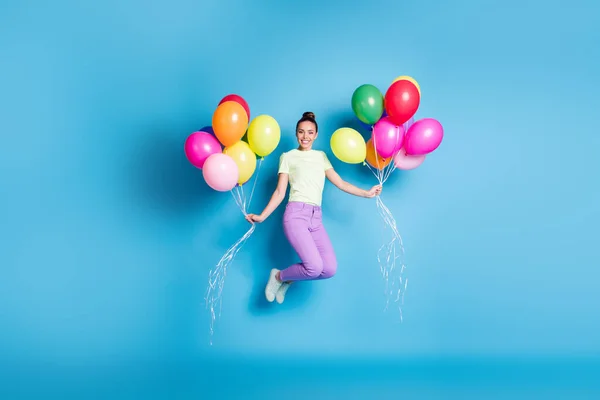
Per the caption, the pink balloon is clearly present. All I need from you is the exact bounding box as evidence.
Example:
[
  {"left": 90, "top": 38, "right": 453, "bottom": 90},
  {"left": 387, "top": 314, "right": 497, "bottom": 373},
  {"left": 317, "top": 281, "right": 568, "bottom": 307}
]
[
  {"left": 404, "top": 118, "right": 444, "bottom": 155},
  {"left": 394, "top": 147, "right": 426, "bottom": 170},
  {"left": 184, "top": 131, "right": 222, "bottom": 168},
  {"left": 202, "top": 153, "right": 239, "bottom": 192},
  {"left": 372, "top": 116, "right": 405, "bottom": 158}
]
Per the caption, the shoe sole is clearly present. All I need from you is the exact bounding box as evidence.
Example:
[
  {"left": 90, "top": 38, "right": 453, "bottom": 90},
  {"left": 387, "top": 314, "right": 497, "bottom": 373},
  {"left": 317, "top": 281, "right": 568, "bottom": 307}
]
[{"left": 265, "top": 270, "right": 279, "bottom": 302}]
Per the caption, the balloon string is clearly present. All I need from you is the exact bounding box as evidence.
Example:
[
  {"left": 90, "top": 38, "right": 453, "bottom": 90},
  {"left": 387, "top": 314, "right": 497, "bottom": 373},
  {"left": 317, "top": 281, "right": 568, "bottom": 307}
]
[
  {"left": 231, "top": 188, "right": 243, "bottom": 212},
  {"left": 375, "top": 195, "right": 407, "bottom": 321},
  {"left": 368, "top": 129, "right": 407, "bottom": 321},
  {"left": 229, "top": 158, "right": 264, "bottom": 216},
  {"left": 366, "top": 161, "right": 395, "bottom": 186},
  {"left": 205, "top": 158, "right": 264, "bottom": 345},
  {"left": 383, "top": 160, "right": 397, "bottom": 183},
  {"left": 247, "top": 158, "right": 263, "bottom": 212},
  {"left": 204, "top": 223, "right": 255, "bottom": 345}
]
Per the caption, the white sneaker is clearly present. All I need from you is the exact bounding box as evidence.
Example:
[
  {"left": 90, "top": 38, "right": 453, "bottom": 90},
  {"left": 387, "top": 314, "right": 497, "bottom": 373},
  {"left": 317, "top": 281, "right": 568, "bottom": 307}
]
[
  {"left": 275, "top": 282, "right": 291, "bottom": 304},
  {"left": 265, "top": 268, "right": 282, "bottom": 302}
]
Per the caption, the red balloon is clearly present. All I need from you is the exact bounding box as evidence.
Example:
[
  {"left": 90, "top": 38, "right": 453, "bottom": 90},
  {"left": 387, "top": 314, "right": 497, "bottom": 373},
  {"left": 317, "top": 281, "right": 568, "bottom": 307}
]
[
  {"left": 384, "top": 80, "right": 420, "bottom": 125},
  {"left": 219, "top": 94, "right": 250, "bottom": 120}
]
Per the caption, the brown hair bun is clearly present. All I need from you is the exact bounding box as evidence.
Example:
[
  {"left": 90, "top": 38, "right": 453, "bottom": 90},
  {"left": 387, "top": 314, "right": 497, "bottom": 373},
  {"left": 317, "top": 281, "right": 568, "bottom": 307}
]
[{"left": 296, "top": 111, "right": 318, "bottom": 132}]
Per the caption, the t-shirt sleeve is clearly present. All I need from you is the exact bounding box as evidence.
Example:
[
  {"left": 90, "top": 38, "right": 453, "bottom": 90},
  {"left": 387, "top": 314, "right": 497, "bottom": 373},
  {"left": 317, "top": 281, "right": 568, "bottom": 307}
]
[
  {"left": 278, "top": 153, "right": 289, "bottom": 174},
  {"left": 322, "top": 151, "right": 333, "bottom": 171}
]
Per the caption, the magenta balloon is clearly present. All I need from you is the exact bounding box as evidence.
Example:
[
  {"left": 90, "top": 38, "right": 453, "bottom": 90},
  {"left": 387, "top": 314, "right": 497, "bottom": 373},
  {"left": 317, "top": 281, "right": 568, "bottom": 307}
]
[
  {"left": 404, "top": 118, "right": 444, "bottom": 155},
  {"left": 202, "top": 153, "right": 239, "bottom": 192},
  {"left": 184, "top": 131, "right": 222, "bottom": 168},
  {"left": 372, "top": 116, "right": 405, "bottom": 158},
  {"left": 393, "top": 147, "right": 425, "bottom": 170}
]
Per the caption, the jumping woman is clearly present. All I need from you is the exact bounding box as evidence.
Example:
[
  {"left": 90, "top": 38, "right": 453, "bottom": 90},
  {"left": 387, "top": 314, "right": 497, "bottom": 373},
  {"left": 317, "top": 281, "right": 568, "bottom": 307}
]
[{"left": 246, "top": 112, "right": 382, "bottom": 303}]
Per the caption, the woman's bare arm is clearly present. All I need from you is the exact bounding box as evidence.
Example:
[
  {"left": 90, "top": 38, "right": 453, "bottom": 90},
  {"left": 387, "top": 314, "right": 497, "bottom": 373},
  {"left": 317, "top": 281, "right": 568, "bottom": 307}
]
[
  {"left": 325, "top": 168, "right": 381, "bottom": 198},
  {"left": 245, "top": 173, "right": 289, "bottom": 223}
]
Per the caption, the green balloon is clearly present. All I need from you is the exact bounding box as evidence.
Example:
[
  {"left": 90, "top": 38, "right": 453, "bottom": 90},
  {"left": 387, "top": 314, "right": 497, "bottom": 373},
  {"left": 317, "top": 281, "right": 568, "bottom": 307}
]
[{"left": 351, "top": 84, "right": 384, "bottom": 125}]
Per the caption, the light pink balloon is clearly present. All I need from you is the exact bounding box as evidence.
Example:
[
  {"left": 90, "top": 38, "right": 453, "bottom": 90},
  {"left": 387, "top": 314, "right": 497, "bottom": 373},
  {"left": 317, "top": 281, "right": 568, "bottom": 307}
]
[
  {"left": 372, "top": 116, "right": 405, "bottom": 158},
  {"left": 394, "top": 147, "right": 426, "bottom": 170},
  {"left": 184, "top": 131, "right": 222, "bottom": 168},
  {"left": 202, "top": 153, "right": 239, "bottom": 192},
  {"left": 404, "top": 118, "right": 444, "bottom": 155}
]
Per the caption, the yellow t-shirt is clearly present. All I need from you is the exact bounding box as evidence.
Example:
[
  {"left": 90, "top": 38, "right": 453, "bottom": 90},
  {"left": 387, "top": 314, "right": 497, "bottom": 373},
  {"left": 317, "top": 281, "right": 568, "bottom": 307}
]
[{"left": 278, "top": 149, "right": 333, "bottom": 206}]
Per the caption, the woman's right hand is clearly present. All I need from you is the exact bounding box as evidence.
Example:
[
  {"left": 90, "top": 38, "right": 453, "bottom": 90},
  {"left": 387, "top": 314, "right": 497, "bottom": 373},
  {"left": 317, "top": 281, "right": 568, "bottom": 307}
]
[{"left": 245, "top": 213, "right": 265, "bottom": 224}]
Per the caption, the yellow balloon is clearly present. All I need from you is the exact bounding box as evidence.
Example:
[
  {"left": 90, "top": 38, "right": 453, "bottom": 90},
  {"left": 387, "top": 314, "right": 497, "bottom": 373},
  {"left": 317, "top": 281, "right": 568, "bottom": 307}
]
[
  {"left": 223, "top": 140, "right": 257, "bottom": 185},
  {"left": 247, "top": 115, "right": 281, "bottom": 157},
  {"left": 392, "top": 75, "right": 421, "bottom": 95},
  {"left": 330, "top": 127, "right": 366, "bottom": 164}
]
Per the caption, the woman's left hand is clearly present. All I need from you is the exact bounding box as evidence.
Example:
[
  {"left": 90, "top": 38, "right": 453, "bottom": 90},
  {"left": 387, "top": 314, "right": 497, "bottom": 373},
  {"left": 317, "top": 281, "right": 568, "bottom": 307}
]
[{"left": 365, "top": 185, "right": 382, "bottom": 198}]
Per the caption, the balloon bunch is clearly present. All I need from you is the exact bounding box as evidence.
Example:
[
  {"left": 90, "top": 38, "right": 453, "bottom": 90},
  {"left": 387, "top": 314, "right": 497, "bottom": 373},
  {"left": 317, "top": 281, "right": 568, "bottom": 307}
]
[
  {"left": 184, "top": 94, "right": 281, "bottom": 342},
  {"left": 330, "top": 75, "right": 444, "bottom": 320}
]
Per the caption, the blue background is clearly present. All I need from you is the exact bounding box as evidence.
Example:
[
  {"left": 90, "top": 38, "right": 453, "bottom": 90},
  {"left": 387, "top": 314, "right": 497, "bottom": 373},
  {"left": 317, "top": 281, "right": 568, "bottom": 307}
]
[{"left": 2, "top": 0, "right": 599, "bottom": 398}]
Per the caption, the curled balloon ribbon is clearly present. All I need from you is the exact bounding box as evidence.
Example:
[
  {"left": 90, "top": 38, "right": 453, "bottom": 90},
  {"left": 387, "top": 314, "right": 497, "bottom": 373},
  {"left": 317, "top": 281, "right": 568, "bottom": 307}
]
[
  {"left": 205, "top": 158, "right": 264, "bottom": 344},
  {"left": 365, "top": 130, "right": 408, "bottom": 322}
]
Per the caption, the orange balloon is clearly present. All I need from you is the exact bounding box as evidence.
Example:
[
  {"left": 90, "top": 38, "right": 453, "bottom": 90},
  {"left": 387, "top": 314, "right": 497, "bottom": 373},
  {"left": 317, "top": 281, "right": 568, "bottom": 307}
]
[
  {"left": 212, "top": 101, "right": 249, "bottom": 147},
  {"left": 366, "top": 138, "right": 392, "bottom": 170}
]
